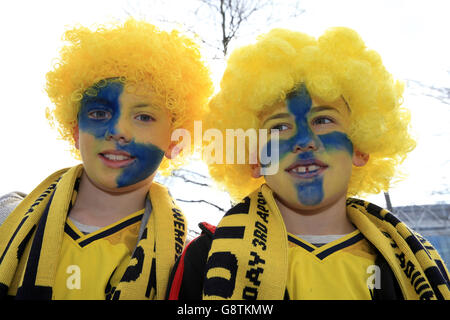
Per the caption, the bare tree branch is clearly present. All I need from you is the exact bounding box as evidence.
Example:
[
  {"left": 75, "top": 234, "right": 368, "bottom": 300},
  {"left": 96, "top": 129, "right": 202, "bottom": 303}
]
[
  {"left": 220, "top": 0, "right": 229, "bottom": 55},
  {"left": 171, "top": 171, "right": 211, "bottom": 187},
  {"left": 124, "top": 0, "right": 305, "bottom": 59},
  {"left": 175, "top": 169, "right": 209, "bottom": 180},
  {"left": 198, "top": 0, "right": 220, "bottom": 11},
  {"left": 197, "top": 0, "right": 304, "bottom": 57},
  {"left": 176, "top": 198, "right": 226, "bottom": 212}
]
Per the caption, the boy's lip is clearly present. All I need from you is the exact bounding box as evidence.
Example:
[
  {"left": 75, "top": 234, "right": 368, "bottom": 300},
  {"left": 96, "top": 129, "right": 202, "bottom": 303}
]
[
  {"left": 285, "top": 158, "right": 328, "bottom": 179},
  {"left": 98, "top": 150, "right": 136, "bottom": 169}
]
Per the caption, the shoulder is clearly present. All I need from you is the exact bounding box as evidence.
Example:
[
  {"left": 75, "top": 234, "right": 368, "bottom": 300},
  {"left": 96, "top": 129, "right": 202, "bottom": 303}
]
[{"left": 0, "top": 191, "right": 27, "bottom": 226}]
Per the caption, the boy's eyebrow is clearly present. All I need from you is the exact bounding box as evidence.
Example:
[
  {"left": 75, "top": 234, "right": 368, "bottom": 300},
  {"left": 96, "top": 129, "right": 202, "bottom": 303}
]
[
  {"left": 310, "top": 106, "right": 340, "bottom": 114},
  {"left": 262, "top": 112, "right": 292, "bottom": 126},
  {"left": 132, "top": 103, "right": 162, "bottom": 111},
  {"left": 133, "top": 103, "right": 151, "bottom": 108},
  {"left": 83, "top": 96, "right": 110, "bottom": 105},
  {"left": 311, "top": 97, "right": 351, "bottom": 114}
]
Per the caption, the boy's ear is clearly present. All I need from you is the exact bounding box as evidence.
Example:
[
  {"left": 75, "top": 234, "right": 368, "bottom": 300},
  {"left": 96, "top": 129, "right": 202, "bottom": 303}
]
[
  {"left": 250, "top": 163, "right": 262, "bottom": 178},
  {"left": 352, "top": 148, "right": 369, "bottom": 167},
  {"left": 165, "top": 141, "right": 183, "bottom": 159},
  {"left": 73, "top": 125, "right": 80, "bottom": 150}
]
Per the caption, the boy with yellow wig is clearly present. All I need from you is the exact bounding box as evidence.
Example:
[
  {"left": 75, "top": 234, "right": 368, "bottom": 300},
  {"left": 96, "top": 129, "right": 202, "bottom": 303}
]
[
  {"left": 0, "top": 19, "right": 212, "bottom": 299},
  {"left": 167, "top": 27, "right": 449, "bottom": 300}
]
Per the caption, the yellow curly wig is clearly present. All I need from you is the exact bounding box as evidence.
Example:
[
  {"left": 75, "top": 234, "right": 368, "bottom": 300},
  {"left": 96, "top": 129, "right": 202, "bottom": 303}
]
[
  {"left": 205, "top": 27, "right": 416, "bottom": 202},
  {"left": 45, "top": 18, "right": 213, "bottom": 173}
]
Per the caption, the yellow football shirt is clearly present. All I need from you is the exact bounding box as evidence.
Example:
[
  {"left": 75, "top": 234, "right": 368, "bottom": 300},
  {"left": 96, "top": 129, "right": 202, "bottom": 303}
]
[
  {"left": 286, "top": 230, "right": 377, "bottom": 300},
  {"left": 53, "top": 210, "right": 144, "bottom": 300}
]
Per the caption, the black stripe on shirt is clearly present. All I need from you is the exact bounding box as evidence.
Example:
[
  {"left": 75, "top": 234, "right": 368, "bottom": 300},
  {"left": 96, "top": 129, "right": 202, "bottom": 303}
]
[
  {"left": 287, "top": 235, "right": 315, "bottom": 252},
  {"left": 316, "top": 233, "right": 365, "bottom": 260},
  {"left": 64, "top": 223, "right": 81, "bottom": 241},
  {"left": 77, "top": 214, "right": 143, "bottom": 248}
]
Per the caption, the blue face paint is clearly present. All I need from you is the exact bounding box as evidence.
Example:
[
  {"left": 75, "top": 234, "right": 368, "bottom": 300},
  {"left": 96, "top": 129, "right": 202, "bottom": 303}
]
[
  {"left": 289, "top": 89, "right": 325, "bottom": 205},
  {"left": 115, "top": 141, "right": 164, "bottom": 188},
  {"left": 261, "top": 85, "right": 318, "bottom": 166},
  {"left": 262, "top": 84, "right": 354, "bottom": 206},
  {"left": 78, "top": 79, "right": 165, "bottom": 188},
  {"left": 78, "top": 80, "right": 124, "bottom": 139},
  {"left": 297, "top": 179, "right": 324, "bottom": 206},
  {"left": 318, "top": 131, "right": 353, "bottom": 155}
]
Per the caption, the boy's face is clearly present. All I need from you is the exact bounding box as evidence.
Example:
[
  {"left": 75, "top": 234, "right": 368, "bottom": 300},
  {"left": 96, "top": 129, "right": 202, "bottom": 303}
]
[
  {"left": 260, "top": 85, "right": 367, "bottom": 210},
  {"left": 75, "top": 80, "right": 172, "bottom": 192}
]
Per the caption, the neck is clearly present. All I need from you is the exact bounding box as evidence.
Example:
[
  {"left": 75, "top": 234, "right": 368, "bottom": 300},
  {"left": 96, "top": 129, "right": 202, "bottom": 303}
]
[
  {"left": 274, "top": 192, "right": 355, "bottom": 236},
  {"left": 69, "top": 171, "right": 151, "bottom": 227}
]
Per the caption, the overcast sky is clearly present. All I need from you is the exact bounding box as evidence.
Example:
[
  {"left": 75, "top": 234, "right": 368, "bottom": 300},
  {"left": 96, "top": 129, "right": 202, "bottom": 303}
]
[{"left": 0, "top": 0, "right": 449, "bottom": 230}]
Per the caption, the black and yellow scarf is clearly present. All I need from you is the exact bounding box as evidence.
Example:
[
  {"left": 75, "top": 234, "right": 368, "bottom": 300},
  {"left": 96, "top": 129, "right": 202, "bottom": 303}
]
[
  {"left": 203, "top": 184, "right": 450, "bottom": 300},
  {"left": 0, "top": 165, "right": 186, "bottom": 300}
]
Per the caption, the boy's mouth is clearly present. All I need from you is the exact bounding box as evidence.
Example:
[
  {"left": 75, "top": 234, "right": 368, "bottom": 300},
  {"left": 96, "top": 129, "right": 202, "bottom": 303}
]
[
  {"left": 98, "top": 150, "right": 136, "bottom": 168},
  {"left": 285, "top": 159, "right": 328, "bottom": 179}
]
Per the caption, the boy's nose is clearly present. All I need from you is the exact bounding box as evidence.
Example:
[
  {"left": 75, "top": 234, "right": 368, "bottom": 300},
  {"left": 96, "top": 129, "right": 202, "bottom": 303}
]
[
  {"left": 292, "top": 128, "right": 319, "bottom": 153},
  {"left": 105, "top": 124, "right": 131, "bottom": 145},
  {"left": 293, "top": 138, "right": 318, "bottom": 152}
]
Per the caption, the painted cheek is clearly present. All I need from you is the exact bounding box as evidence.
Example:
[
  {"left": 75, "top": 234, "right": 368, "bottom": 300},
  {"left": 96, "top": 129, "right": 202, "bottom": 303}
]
[
  {"left": 318, "top": 131, "right": 353, "bottom": 155},
  {"left": 321, "top": 152, "right": 353, "bottom": 195},
  {"left": 115, "top": 141, "right": 165, "bottom": 188},
  {"left": 78, "top": 132, "right": 103, "bottom": 165}
]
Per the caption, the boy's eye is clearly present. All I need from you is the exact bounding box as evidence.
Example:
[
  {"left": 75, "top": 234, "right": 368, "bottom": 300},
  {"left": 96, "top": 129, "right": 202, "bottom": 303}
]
[
  {"left": 312, "top": 116, "right": 334, "bottom": 125},
  {"left": 135, "top": 114, "right": 154, "bottom": 122},
  {"left": 88, "top": 110, "right": 112, "bottom": 120},
  {"left": 270, "top": 123, "right": 291, "bottom": 132}
]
